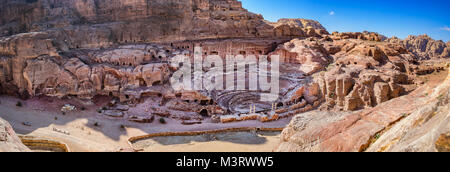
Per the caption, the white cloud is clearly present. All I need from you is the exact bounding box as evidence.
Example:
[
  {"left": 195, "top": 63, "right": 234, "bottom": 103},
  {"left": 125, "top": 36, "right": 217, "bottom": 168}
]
[
  {"left": 441, "top": 26, "right": 450, "bottom": 31},
  {"left": 329, "top": 11, "right": 335, "bottom": 16}
]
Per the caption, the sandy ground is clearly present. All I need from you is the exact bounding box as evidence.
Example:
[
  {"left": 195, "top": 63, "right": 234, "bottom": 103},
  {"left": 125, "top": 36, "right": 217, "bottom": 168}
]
[
  {"left": 132, "top": 131, "right": 281, "bottom": 152},
  {"left": 0, "top": 96, "right": 290, "bottom": 152}
]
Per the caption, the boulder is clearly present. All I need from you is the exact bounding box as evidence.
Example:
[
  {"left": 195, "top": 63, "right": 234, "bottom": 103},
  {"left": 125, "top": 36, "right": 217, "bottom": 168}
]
[{"left": 0, "top": 118, "right": 30, "bottom": 152}]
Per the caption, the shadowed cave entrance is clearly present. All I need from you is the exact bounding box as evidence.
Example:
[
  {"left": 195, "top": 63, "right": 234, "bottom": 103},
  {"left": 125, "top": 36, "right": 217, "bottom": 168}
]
[{"left": 199, "top": 109, "right": 209, "bottom": 117}]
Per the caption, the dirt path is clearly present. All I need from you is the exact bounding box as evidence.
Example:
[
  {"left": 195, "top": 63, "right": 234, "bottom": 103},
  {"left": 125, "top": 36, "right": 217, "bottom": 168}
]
[
  {"left": 0, "top": 96, "right": 290, "bottom": 152},
  {"left": 132, "top": 131, "right": 281, "bottom": 152}
]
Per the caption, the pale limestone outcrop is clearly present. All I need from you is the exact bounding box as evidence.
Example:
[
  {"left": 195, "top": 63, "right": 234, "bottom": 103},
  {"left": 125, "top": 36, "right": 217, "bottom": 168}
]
[{"left": 0, "top": 118, "right": 30, "bottom": 152}]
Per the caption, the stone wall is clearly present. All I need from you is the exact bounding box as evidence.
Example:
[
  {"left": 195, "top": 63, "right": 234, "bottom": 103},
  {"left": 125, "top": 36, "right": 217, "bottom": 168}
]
[{"left": 19, "top": 135, "right": 69, "bottom": 152}]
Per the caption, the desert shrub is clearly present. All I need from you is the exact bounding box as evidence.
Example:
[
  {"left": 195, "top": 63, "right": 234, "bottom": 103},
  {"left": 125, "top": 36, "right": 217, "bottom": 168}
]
[
  {"left": 374, "top": 133, "right": 381, "bottom": 140},
  {"left": 159, "top": 118, "right": 166, "bottom": 124}
]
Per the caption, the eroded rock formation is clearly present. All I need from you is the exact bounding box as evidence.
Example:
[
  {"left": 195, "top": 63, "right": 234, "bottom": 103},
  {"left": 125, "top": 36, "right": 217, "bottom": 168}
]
[
  {"left": 0, "top": 0, "right": 449, "bottom": 153},
  {"left": 315, "top": 39, "right": 416, "bottom": 111},
  {"left": 276, "top": 63, "right": 449, "bottom": 152},
  {"left": 330, "top": 31, "right": 387, "bottom": 42},
  {"left": 0, "top": 0, "right": 328, "bottom": 43},
  {"left": 270, "top": 38, "right": 331, "bottom": 74},
  {"left": 0, "top": 0, "right": 328, "bottom": 100},
  {"left": 0, "top": 118, "right": 30, "bottom": 152},
  {"left": 388, "top": 34, "right": 450, "bottom": 60}
]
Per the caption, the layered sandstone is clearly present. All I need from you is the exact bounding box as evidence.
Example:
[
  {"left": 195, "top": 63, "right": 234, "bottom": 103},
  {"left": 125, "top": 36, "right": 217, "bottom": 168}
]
[
  {"left": 0, "top": 0, "right": 327, "bottom": 44},
  {"left": 330, "top": 31, "right": 387, "bottom": 42},
  {"left": 270, "top": 19, "right": 329, "bottom": 38},
  {"left": 314, "top": 39, "right": 416, "bottom": 111},
  {"left": 21, "top": 45, "right": 171, "bottom": 100},
  {"left": 388, "top": 34, "right": 450, "bottom": 60},
  {"left": 276, "top": 64, "right": 449, "bottom": 152},
  {"left": 0, "top": 0, "right": 448, "bottom": 148},
  {"left": 0, "top": 0, "right": 329, "bottom": 100},
  {"left": 270, "top": 38, "right": 331, "bottom": 75}
]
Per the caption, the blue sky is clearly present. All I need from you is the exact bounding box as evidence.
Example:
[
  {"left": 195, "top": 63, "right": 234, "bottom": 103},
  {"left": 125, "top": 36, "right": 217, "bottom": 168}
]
[{"left": 241, "top": 0, "right": 450, "bottom": 42}]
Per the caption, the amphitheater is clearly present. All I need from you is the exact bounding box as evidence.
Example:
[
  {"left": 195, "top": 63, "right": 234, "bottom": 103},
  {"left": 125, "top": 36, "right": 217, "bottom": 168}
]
[{"left": 0, "top": 0, "right": 449, "bottom": 152}]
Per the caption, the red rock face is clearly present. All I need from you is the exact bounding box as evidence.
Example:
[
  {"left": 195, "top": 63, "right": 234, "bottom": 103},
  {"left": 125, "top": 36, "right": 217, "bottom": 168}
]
[
  {"left": 17, "top": 45, "right": 171, "bottom": 100},
  {"left": 0, "top": 0, "right": 329, "bottom": 100},
  {"left": 277, "top": 68, "right": 450, "bottom": 152},
  {"left": 311, "top": 39, "right": 418, "bottom": 111},
  {"left": 0, "top": 1, "right": 448, "bottom": 147}
]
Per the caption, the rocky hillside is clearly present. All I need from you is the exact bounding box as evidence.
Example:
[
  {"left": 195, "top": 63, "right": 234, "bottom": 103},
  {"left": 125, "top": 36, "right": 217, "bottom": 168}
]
[
  {"left": 0, "top": 117, "right": 30, "bottom": 152},
  {"left": 388, "top": 34, "right": 450, "bottom": 60},
  {"left": 0, "top": 0, "right": 329, "bottom": 99},
  {"left": 276, "top": 63, "right": 449, "bottom": 152},
  {"left": 1, "top": 0, "right": 268, "bottom": 41},
  {"left": 271, "top": 32, "right": 420, "bottom": 112},
  {"left": 0, "top": 0, "right": 449, "bottom": 152},
  {"left": 0, "top": 0, "right": 327, "bottom": 44}
]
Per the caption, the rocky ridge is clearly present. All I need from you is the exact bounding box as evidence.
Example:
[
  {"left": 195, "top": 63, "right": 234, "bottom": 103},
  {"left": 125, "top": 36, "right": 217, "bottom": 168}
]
[
  {"left": 0, "top": 0, "right": 328, "bottom": 100},
  {"left": 388, "top": 34, "right": 450, "bottom": 60},
  {"left": 276, "top": 63, "right": 449, "bottom": 152},
  {"left": 0, "top": 0, "right": 449, "bottom": 152}
]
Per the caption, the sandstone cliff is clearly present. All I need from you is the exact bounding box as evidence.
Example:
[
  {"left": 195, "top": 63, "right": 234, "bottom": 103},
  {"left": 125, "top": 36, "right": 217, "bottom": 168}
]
[
  {"left": 388, "top": 34, "right": 450, "bottom": 60},
  {"left": 0, "top": 0, "right": 328, "bottom": 44},
  {"left": 0, "top": 0, "right": 329, "bottom": 100},
  {"left": 270, "top": 18, "right": 329, "bottom": 38},
  {"left": 276, "top": 63, "right": 449, "bottom": 152},
  {"left": 0, "top": 117, "right": 30, "bottom": 152},
  {"left": 0, "top": 1, "right": 448, "bottom": 149},
  {"left": 270, "top": 36, "right": 417, "bottom": 111}
]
